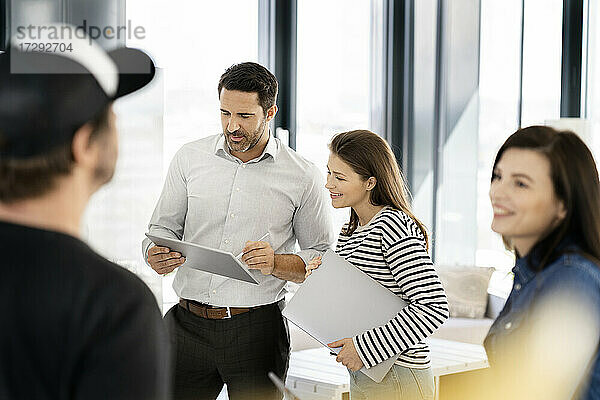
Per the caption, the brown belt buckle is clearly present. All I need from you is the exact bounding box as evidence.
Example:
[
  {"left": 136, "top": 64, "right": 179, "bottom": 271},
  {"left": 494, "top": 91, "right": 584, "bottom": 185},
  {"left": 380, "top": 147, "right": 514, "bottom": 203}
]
[{"left": 224, "top": 307, "right": 231, "bottom": 319}]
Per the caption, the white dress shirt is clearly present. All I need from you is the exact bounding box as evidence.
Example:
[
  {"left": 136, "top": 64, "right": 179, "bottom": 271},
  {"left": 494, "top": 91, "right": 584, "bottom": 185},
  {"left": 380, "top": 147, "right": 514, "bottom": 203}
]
[{"left": 143, "top": 133, "right": 334, "bottom": 307}]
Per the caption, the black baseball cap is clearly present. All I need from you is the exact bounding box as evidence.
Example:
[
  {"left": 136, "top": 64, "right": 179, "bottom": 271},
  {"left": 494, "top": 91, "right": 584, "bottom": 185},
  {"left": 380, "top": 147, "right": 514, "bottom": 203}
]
[{"left": 0, "top": 24, "right": 156, "bottom": 158}]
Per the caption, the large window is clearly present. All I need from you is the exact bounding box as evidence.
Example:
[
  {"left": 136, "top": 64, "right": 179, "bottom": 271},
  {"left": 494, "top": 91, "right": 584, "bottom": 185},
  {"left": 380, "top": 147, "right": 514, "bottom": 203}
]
[
  {"left": 125, "top": 0, "right": 259, "bottom": 166},
  {"left": 476, "top": 0, "right": 523, "bottom": 294},
  {"left": 82, "top": 73, "right": 165, "bottom": 305},
  {"left": 410, "top": 0, "right": 438, "bottom": 232},
  {"left": 83, "top": 0, "right": 259, "bottom": 312},
  {"left": 584, "top": 0, "right": 600, "bottom": 160},
  {"left": 476, "top": 0, "right": 563, "bottom": 294},
  {"left": 296, "top": 0, "right": 373, "bottom": 239},
  {"left": 432, "top": 0, "right": 480, "bottom": 267},
  {"left": 520, "top": 0, "right": 563, "bottom": 127}
]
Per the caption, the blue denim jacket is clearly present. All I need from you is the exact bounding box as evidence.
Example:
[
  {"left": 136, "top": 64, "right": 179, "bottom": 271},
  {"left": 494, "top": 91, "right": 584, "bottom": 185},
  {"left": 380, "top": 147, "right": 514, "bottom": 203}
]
[{"left": 484, "top": 242, "right": 600, "bottom": 399}]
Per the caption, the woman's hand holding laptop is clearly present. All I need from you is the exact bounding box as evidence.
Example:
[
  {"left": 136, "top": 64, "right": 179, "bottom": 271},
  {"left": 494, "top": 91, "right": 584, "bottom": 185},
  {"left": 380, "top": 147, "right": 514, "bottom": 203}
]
[
  {"left": 328, "top": 338, "right": 364, "bottom": 371},
  {"left": 304, "top": 256, "right": 321, "bottom": 279}
]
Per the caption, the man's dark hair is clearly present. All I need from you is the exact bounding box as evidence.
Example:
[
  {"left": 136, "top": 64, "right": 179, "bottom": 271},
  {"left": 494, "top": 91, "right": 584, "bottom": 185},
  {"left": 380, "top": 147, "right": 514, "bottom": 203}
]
[
  {"left": 0, "top": 104, "right": 112, "bottom": 203},
  {"left": 217, "top": 62, "right": 278, "bottom": 114}
]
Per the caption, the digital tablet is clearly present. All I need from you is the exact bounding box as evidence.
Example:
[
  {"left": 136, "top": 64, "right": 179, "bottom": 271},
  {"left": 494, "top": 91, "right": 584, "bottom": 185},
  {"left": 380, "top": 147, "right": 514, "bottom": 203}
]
[{"left": 145, "top": 233, "right": 259, "bottom": 285}]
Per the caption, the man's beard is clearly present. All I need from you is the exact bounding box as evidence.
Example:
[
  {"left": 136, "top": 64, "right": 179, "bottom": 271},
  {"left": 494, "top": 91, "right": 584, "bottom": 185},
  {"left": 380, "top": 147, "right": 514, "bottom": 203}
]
[{"left": 224, "top": 118, "right": 267, "bottom": 153}]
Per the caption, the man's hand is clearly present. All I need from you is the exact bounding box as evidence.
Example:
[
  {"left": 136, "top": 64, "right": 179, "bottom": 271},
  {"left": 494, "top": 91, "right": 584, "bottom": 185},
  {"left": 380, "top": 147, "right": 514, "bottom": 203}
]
[
  {"left": 147, "top": 245, "right": 186, "bottom": 276},
  {"left": 241, "top": 240, "right": 275, "bottom": 275},
  {"left": 328, "top": 338, "right": 364, "bottom": 371}
]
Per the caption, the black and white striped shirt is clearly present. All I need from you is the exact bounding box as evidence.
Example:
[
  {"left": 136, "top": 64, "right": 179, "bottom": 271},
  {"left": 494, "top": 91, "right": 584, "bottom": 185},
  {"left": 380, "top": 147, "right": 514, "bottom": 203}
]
[{"left": 336, "top": 207, "right": 449, "bottom": 369}]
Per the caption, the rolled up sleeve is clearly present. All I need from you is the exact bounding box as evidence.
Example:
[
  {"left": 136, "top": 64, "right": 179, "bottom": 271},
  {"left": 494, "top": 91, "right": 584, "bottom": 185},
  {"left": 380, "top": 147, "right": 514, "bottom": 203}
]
[
  {"left": 293, "top": 165, "right": 335, "bottom": 265},
  {"left": 141, "top": 149, "right": 188, "bottom": 264}
]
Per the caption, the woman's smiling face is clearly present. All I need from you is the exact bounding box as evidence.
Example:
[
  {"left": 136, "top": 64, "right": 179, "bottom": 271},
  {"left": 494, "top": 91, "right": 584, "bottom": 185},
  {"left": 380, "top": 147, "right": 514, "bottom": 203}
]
[
  {"left": 489, "top": 148, "right": 566, "bottom": 256},
  {"left": 325, "top": 153, "right": 372, "bottom": 209}
]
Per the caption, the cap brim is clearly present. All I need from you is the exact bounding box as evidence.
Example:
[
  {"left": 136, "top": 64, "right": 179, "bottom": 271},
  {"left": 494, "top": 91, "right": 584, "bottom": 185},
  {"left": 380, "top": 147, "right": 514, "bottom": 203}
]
[{"left": 108, "top": 47, "right": 156, "bottom": 99}]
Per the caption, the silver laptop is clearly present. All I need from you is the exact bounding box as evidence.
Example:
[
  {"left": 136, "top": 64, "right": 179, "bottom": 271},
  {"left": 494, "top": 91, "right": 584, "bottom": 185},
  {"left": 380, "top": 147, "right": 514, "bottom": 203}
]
[
  {"left": 282, "top": 249, "right": 406, "bottom": 383},
  {"left": 145, "top": 233, "right": 259, "bottom": 285}
]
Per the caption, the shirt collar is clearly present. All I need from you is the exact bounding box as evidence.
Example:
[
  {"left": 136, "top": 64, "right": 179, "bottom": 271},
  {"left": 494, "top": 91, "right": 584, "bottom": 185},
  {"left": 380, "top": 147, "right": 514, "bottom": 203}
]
[
  {"left": 355, "top": 206, "right": 389, "bottom": 232},
  {"left": 513, "top": 256, "right": 536, "bottom": 286},
  {"left": 214, "top": 131, "right": 279, "bottom": 162},
  {"left": 512, "top": 234, "right": 580, "bottom": 285},
  {"left": 261, "top": 131, "right": 279, "bottom": 161}
]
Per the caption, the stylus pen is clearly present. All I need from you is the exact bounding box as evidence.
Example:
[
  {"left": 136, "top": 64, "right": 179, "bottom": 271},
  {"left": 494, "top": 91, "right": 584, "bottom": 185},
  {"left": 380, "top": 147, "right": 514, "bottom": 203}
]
[{"left": 235, "top": 232, "right": 270, "bottom": 259}]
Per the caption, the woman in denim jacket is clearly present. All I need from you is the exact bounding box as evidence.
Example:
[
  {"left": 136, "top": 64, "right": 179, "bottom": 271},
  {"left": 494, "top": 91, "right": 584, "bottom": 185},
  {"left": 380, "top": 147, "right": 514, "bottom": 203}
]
[{"left": 484, "top": 126, "right": 600, "bottom": 400}]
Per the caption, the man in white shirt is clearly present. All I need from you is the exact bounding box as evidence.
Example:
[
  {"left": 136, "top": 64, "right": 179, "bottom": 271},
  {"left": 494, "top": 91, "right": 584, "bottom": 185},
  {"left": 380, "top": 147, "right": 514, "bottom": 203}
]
[{"left": 143, "top": 62, "right": 334, "bottom": 400}]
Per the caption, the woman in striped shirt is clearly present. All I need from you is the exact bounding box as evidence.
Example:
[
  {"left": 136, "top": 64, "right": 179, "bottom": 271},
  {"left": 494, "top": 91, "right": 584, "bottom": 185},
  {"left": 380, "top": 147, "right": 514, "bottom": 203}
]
[{"left": 305, "top": 130, "right": 449, "bottom": 400}]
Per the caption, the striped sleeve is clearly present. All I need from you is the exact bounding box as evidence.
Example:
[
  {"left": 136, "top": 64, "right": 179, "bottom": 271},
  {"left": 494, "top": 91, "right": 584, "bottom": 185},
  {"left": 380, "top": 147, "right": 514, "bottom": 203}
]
[{"left": 353, "top": 217, "right": 449, "bottom": 369}]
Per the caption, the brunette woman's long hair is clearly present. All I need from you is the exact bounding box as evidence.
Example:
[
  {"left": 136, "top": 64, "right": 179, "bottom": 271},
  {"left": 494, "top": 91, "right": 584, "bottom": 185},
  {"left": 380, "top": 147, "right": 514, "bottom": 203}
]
[
  {"left": 329, "top": 130, "right": 429, "bottom": 249},
  {"left": 493, "top": 125, "right": 600, "bottom": 270}
]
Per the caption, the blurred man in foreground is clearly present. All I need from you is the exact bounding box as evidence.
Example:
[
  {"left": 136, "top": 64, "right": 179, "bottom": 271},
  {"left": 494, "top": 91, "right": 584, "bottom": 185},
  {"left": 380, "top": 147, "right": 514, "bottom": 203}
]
[{"left": 0, "top": 27, "right": 169, "bottom": 399}]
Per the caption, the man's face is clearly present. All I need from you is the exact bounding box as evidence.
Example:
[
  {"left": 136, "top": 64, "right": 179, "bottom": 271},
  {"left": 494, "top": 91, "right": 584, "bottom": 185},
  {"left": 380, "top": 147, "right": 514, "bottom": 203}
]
[
  {"left": 219, "top": 89, "right": 269, "bottom": 153},
  {"left": 92, "top": 106, "right": 118, "bottom": 185}
]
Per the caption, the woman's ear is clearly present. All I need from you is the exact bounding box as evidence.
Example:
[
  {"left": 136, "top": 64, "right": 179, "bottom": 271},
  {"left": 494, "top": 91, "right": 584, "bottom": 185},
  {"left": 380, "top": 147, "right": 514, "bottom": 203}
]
[
  {"left": 556, "top": 200, "right": 567, "bottom": 222},
  {"left": 366, "top": 177, "right": 377, "bottom": 191}
]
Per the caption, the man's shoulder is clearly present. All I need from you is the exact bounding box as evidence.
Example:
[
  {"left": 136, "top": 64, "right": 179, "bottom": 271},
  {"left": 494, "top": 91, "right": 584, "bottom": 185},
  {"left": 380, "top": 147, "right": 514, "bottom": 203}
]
[
  {"left": 78, "top": 249, "right": 155, "bottom": 301},
  {"left": 67, "top": 245, "right": 161, "bottom": 327},
  {"left": 274, "top": 140, "right": 320, "bottom": 178},
  {"left": 60, "top": 237, "right": 153, "bottom": 297},
  {"left": 175, "top": 134, "right": 222, "bottom": 158},
  {"left": 2, "top": 223, "right": 155, "bottom": 307}
]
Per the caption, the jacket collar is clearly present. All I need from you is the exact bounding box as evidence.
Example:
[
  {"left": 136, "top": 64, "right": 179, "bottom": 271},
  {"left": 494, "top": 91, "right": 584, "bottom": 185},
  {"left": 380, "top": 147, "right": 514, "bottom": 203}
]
[{"left": 513, "top": 234, "right": 580, "bottom": 284}]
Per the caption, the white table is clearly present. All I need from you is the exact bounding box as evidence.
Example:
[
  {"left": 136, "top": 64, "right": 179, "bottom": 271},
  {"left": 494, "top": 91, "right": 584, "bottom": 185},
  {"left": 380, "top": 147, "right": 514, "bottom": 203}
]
[
  {"left": 427, "top": 338, "right": 489, "bottom": 399},
  {"left": 286, "top": 338, "right": 489, "bottom": 400}
]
